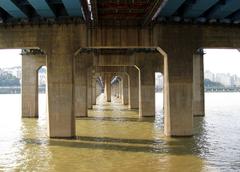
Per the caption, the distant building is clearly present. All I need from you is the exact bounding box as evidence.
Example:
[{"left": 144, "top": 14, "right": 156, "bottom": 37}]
[
  {"left": 155, "top": 73, "right": 163, "bottom": 91},
  {"left": 231, "top": 75, "right": 240, "bottom": 87},
  {"left": 205, "top": 70, "right": 215, "bottom": 81},
  {"left": 215, "top": 73, "right": 231, "bottom": 86}
]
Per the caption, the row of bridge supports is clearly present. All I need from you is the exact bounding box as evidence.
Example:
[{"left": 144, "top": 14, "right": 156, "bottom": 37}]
[{"left": 21, "top": 48, "right": 205, "bottom": 138}]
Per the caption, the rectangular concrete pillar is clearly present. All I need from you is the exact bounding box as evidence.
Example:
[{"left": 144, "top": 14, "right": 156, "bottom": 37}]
[
  {"left": 115, "top": 83, "right": 119, "bottom": 97},
  {"left": 96, "top": 79, "right": 102, "bottom": 97},
  {"left": 139, "top": 68, "right": 155, "bottom": 117},
  {"left": 128, "top": 67, "right": 139, "bottom": 109},
  {"left": 112, "top": 82, "right": 117, "bottom": 97},
  {"left": 163, "top": 49, "right": 193, "bottom": 137},
  {"left": 119, "top": 80, "right": 123, "bottom": 99},
  {"left": 116, "top": 80, "right": 120, "bottom": 98},
  {"left": 47, "top": 47, "right": 75, "bottom": 138},
  {"left": 104, "top": 73, "right": 112, "bottom": 102},
  {"left": 74, "top": 53, "right": 92, "bottom": 117},
  {"left": 22, "top": 53, "right": 46, "bottom": 118},
  {"left": 193, "top": 50, "right": 205, "bottom": 117},
  {"left": 121, "top": 74, "right": 129, "bottom": 105},
  {"left": 87, "top": 68, "right": 93, "bottom": 109},
  {"left": 92, "top": 76, "right": 97, "bottom": 105}
]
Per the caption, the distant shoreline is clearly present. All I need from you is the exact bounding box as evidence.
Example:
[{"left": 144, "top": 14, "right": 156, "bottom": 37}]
[
  {"left": 0, "top": 86, "right": 46, "bottom": 94},
  {"left": 0, "top": 87, "right": 239, "bottom": 94}
]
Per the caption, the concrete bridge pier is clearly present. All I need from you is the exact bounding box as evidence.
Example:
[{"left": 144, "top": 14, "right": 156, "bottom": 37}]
[
  {"left": 113, "top": 82, "right": 116, "bottom": 97},
  {"left": 22, "top": 50, "right": 46, "bottom": 118},
  {"left": 46, "top": 44, "right": 76, "bottom": 138},
  {"left": 104, "top": 73, "right": 112, "bottom": 102},
  {"left": 119, "top": 78, "right": 123, "bottom": 100},
  {"left": 92, "top": 75, "right": 97, "bottom": 105},
  {"left": 116, "top": 79, "right": 120, "bottom": 98},
  {"left": 139, "top": 68, "right": 155, "bottom": 117},
  {"left": 127, "top": 67, "right": 139, "bottom": 109},
  {"left": 193, "top": 50, "right": 205, "bottom": 117},
  {"left": 96, "top": 76, "right": 103, "bottom": 98},
  {"left": 87, "top": 68, "right": 93, "bottom": 109},
  {"left": 163, "top": 48, "right": 194, "bottom": 136},
  {"left": 74, "top": 52, "right": 93, "bottom": 118},
  {"left": 120, "top": 74, "right": 129, "bottom": 105},
  {"left": 136, "top": 53, "right": 156, "bottom": 117}
]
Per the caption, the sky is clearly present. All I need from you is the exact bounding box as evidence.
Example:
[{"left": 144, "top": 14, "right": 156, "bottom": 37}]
[
  {"left": 204, "top": 49, "right": 240, "bottom": 76},
  {"left": 0, "top": 48, "right": 240, "bottom": 75},
  {"left": 0, "top": 49, "right": 21, "bottom": 68}
]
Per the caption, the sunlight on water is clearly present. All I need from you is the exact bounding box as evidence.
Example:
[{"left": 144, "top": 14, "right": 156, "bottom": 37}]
[{"left": 0, "top": 93, "right": 240, "bottom": 171}]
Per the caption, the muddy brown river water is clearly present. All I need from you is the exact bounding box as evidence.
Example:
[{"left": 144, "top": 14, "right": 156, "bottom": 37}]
[{"left": 0, "top": 93, "right": 240, "bottom": 171}]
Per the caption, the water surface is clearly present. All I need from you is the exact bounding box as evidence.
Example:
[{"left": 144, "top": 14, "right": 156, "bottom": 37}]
[{"left": 0, "top": 93, "right": 240, "bottom": 171}]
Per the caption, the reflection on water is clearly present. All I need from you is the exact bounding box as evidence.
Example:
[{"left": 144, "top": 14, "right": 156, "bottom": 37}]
[{"left": 0, "top": 93, "right": 240, "bottom": 171}]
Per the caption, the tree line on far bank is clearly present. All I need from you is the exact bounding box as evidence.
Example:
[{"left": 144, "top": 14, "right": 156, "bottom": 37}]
[{"left": 0, "top": 73, "right": 20, "bottom": 86}]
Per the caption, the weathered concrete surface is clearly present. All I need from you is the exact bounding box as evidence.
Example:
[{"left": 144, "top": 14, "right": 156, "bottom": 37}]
[
  {"left": 136, "top": 53, "right": 156, "bottom": 117},
  {"left": 127, "top": 67, "right": 139, "bottom": 109},
  {"left": 161, "top": 46, "right": 195, "bottom": 137},
  {"left": 74, "top": 52, "right": 93, "bottom": 118},
  {"left": 104, "top": 73, "right": 112, "bottom": 102},
  {"left": 46, "top": 41, "right": 76, "bottom": 138},
  {"left": 2, "top": 23, "right": 240, "bottom": 138},
  {"left": 87, "top": 68, "right": 93, "bottom": 109},
  {"left": 193, "top": 51, "right": 205, "bottom": 117},
  {"left": 92, "top": 75, "right": 97, "bottom": 105},
  {"left": 120, "top": 73, "right": 129, "bottom": 105},
  {"left": 22, "top": 53, "right": 46, "bottom": 118}
]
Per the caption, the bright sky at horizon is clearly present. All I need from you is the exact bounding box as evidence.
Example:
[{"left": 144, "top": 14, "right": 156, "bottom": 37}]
[
  {"left": 204, "top": 49, "right": 240, "bottom": 76},
  {"left": 0, "top": 48, "right": 240, "bottom": 76},
  {"left": 0, "top": 49, "right": 21, "bottom": 68}
]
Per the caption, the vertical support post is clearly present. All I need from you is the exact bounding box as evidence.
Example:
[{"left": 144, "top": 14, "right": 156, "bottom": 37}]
[
  {"left": 87, "top": 68, "right": 93, "bottom": 109},
  {"left": 119, "top": 79, "right": 123, "bottom": 99},
  {"left": 162, "top": 47, "right": 194, "bottom": 136},
  {"left": 193, "top": 49, "right": 205, "bottom": 116},
  {"left": 22, "top": 51, "right": 46, "bottom": 118},
  {"left": 128, "top": 67, "right": 139, "bottom": 109},
  {"left": 47, "top": 45, "right": 75, "bottom": 138},
  {"left": 121, "top": 74, "right": 129, "bottom": 105},
  {"left": 104, "top": 73, "right": 112, "bottom": 102},
  {"left": 74, "top": 52, "right": 92, "bottom": 117},
  {"left": 92, "top": 75, "right": 97, "bottom": 105},
  {"left": 139, "top": 68, "right": 155, "bottom": 117}
]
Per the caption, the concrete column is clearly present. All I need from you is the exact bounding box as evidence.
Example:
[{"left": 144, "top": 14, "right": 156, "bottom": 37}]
[
  {"left": 92, "top": 76, "right": 97, "bottom": 105},
  {"left": 22, "top": 52, "right": 46, "bottom": 118},
  {"left": 47, "top": 46, "right": 75, "bottom": 138},
  {"left": 128, "top": 67, "right": 139, "bottom": 109},
  {"left": 139, "top": 68, "right": 155, "bottom": 117},
  {"left": 74, "top": 52, "right": 92, "bottom": 117},
  {"left": 193, "top": 50, "right": 205, "bottom": 117},
  {"left": 119, "top": 79, "right": 123, "bottom": 99},
  {"left": 115, "top": 80, "right": 120, "bottom": 98},
  {"left": 96, "top": 78, "right": 102, "bottom": 98},
  {"left": 121, "top": 74, "right": 129, "bottom": 105},
  {"left": 112, "top": 82, "right": 117, "bottom": 97},
  {"left": 87, "top": 68, "right": 93, "bottom": 109},
  {"left": 163, "top": 48, "right": 194, "bottom": 136},
  {"left": 104, "top": 73, "right": 112, "bottom": 102},
  {"left": 116, "top": 81, "right": 119, "bottom": 98}
]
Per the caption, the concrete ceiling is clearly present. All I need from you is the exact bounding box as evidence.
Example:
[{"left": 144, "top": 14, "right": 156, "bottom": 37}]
[{"left": 0, "top": 0, "right": 240, "bottom": 26}]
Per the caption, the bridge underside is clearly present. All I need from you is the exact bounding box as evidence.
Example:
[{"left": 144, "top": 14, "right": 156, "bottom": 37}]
[
  {"left": 1, "top": 12, "right": 239, "bottom": 138},
  {"left": 0, "top": 0, "right": 240, "bottom": 26}
]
